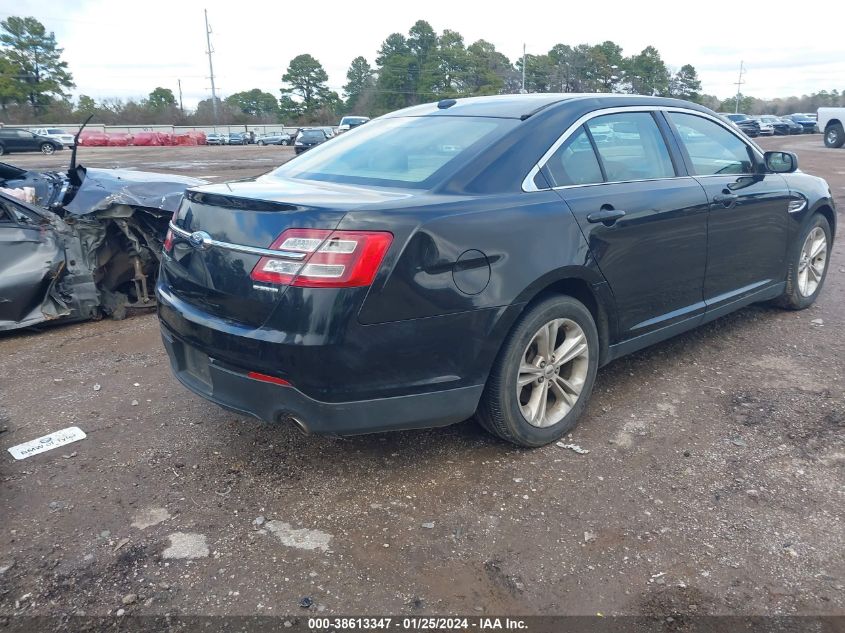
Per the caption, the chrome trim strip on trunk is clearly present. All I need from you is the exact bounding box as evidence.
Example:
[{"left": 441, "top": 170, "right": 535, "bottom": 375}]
[{"left": 168, "top": 222, "right": 307, "bottom": 260}]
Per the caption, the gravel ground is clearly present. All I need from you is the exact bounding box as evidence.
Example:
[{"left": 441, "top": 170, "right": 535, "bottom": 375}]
[{"left": 0, "top": 136, "right": 843, "bottom": 622}]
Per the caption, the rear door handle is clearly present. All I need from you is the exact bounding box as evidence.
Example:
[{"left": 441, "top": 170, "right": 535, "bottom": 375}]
[
  {"left": 713, "top": 193, "right": 738, "bottom": 207},
  {"left": 587, "top": 209, "right": 626, "bottom": 225}
]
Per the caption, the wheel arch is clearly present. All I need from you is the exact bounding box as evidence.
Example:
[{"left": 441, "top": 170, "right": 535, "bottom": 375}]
[
  {"left": 813, "top": 203, "right": 837, "bottom": 242},
  {"left": 510, "top": 268, "right": 614, "bottom": 367},
  {"left": 824, "top": 118, "right": 841, "bottom": 131}
]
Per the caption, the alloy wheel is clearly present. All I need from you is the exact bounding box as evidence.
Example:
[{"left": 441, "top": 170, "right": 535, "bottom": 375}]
[
  {"left": 516, "top": 318, "right": 589, "bottom": 428},
  {"left": 797, "top": 227, "right": 828, "bottom": 297}
]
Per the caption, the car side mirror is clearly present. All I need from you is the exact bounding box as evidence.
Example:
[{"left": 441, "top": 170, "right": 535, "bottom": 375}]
[{"left": 764, "top": 151, "right": 798, "bottom": 173}]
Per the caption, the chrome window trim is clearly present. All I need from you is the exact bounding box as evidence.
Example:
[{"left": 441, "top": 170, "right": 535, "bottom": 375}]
[
  {"left": 168, "top": 222, "right": 307, "bottom": 260},
  {"left": 521, "top": 105, "right": 764, "bottom": 193}
]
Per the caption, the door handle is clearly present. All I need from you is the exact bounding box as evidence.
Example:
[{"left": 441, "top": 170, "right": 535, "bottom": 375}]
[
  {"left": 713, "top": 193, "right": 738, "bottom": 208},
  {"left": 587, "top": 208, "right": 626, "bottom": 225}
]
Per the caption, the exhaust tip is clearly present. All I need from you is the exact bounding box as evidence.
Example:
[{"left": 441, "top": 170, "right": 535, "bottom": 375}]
[{"left": 289, "top": 417, "right": 310, "bottom": 435}]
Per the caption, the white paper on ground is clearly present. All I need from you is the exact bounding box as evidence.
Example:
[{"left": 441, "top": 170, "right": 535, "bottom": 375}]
[{"left": 7, "top": 426, "right": 86, "bottom": 460}]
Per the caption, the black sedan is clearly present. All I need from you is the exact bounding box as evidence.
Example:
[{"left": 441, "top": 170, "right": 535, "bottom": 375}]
[
  {"left": 158, "top": 94, "right": 835, "bottom": 447},
  {"left": 784, "top": 114, "right": 818, "bottom": 133},
  {"left": 719, "top": 113, "right": 760, "bottom": 137},
  {"left": 293, "top": 128, "right": 329, "bottom": 154},
  {"left": 755, "top": 115, "right": 793, "bottom": 136},
  {"left": 0, "top": 128, "right": 63, "bottom": 156}
]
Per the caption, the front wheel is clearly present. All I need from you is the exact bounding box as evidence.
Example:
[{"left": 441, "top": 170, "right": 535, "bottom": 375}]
[
  {"left": 477, "top": 295, "right": 599, "bottom": 447},
  {"left": 281, "top": 140, "right": 289, "bottom": 146},
  {"left": 777, "top": 214, "right": 832, "bottom": 310},
  {"left": 40, "top": 143, "right": 55, "bottom": 155},
  {"left": 824, "top": 124, "right": 845, "bottom": 148},
  {"left": 0, "top": 144, "right": 5, "bottom": 156},
  {"left": 257, "top": 140, "right": 265, "bottom": 146}
]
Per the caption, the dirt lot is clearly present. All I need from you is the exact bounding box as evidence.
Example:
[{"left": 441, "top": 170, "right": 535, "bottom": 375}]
[{"left": 1, "top": 136, "right": 843, "bottom": 623}]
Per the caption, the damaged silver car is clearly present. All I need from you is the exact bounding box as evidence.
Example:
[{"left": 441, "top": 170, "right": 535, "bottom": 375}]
[{"left": 0, "top": 161, "right": 203, "bottom": 332}]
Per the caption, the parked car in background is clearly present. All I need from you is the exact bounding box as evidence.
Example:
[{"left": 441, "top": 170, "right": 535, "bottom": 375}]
[
  {"left": 158, "top": 94, "right": 835, "bottom": 447},
  {"left": 0, "top": 128, "right": 64, "bottom": 155},
  {"left": 817, "top": 107, "right": 845, "bottom": 148},
  {"left": 750, "top": 117, "right": 774, "bottom": 136},
  {"left": 337, "top": 116, "right": 370, "bottom": 133},
  {"left": 228, "top": 132, "right": 248, "bottom": 146},
  {"left": 206, "top": 133, "right": 227, "bottom": 146},
  {"left": 29, "top": 127, "right": 76, "bottom": 147},
  {"left": 257, "top": 132, "right": 292, "bottom": 146},
  {"left": 784, "top": 114, "right": 818, "bottom": 133},
  {"left": 753, "top": 115, "right": 790, "bottom": 136},
  {"left": 293, "top": 128, "right": 330, "bottom": 154},
  {"left": 719, "top": 113, "right": 761, "bottom": 137},
  {"left": 778, "top": 117, "right": 804, "bottom": 135}
]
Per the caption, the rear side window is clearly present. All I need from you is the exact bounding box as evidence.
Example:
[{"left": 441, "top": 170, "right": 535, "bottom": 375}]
[
  {"left": 587, "top": 112, "right": 675, "bottom": 182},
  {"left": 668, "top": 112, "right": 754, "bottom": 176},
  {"left": 544, "top": 126, "right": 603, "bottom": 187}
]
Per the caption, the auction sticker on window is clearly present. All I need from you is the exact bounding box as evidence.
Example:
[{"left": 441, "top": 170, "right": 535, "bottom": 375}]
[{"left": 7, "top": 426, "right": 86, "bottom": 460}]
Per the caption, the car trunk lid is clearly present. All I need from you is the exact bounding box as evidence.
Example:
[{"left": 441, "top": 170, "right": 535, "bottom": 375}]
[{"left": 163, "top": 178, "right": 407, "bottom": 327}]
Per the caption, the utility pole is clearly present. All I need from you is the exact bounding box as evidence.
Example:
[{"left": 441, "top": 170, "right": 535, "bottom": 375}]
[
  {"left": 204, "top": 9, "right": 218, "bottom": 124},
  {"left": 734, "top": 61, "right": 745, "bottom": 114},
  {"left": 177, "top": 79, "right": 184, "bottom": 115},
  {"left": 521, "top": 44, "right": 527, "bottom": 94}
]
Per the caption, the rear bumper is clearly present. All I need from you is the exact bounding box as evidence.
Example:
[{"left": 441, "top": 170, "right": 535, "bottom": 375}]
[{"left": 160, "top": 324, "right": 483, "bottom": 435}]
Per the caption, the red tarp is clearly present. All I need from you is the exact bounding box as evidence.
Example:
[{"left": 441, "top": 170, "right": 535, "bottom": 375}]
[
  {"left": 79, "top": 131, "right": 109, "bottom": 146},
  {"left": 132, "top": 132, "right": 172, "bottom": 146},
  {"left": 107, "top": 133, "right": 134, "bottom": 146}
]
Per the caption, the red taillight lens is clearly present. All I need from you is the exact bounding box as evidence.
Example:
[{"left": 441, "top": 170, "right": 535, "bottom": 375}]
[
  {"left": 250, "top": 228, "right": 393, "bottom": 288},
  {"left": 247, "top": 371, "right": 291, "bottom": 387},
  {"left": 163, "top": 228, "right": 174, "bottom": 252}
]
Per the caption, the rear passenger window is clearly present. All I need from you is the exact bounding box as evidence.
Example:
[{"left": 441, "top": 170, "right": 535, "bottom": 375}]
[
  {"left": 587, "top": 112, "right": 675, "bottom": 182},
  {"left": 668, "top": 112, "right": 754, "bottom": 175},
  {"left": 544, "top": 126, "right": 603, "bottom": 187}
]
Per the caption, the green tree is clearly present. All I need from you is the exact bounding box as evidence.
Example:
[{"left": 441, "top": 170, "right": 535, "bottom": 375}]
[
  {"left": 281, "top": 54, "right": 330, "bottom": 113},
  {"left": 0, "top": 16, "right": 74, "bottom": 113},
  {"left": 421, "top": 29, "right": 469, "bottom": 97},
  {"left": 669, "top": 64, "right": 702, "bottom": 101},
  {"left": 516, "top": 53, "right": 552, "bottom": 93},
  {"left": 374, "top": 33, "right": 416, "bottom": 110},
  {"left": 343, "top": 56, "right": 375, "bottom": 112},
  {"left": 466, "top": 40, "right": 512, "bottom": 95},
  {"left": 624, "top": 46, "right": 670, "bottom": 96},
  {"left": 225, "top": 88, "right": 278, "bottom": 117},
  {"left": 75, "top": 94, "right": 97, "bottom": 115},
  {"left": 148, "top": 86, "right": 176, "bottom": 110}
]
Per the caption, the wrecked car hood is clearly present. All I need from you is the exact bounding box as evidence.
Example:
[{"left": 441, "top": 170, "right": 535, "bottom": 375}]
[
  {"left": 64, "top": 168, "right": 203, "bottom": 216},
  {"left": 0, "top": 163, "right": 205, "bottom": 333}
]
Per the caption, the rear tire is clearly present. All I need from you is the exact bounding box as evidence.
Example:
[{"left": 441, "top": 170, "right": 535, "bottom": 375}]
[
  {"left": 824, "top": 124, "right": 845, "bottom": 148},
  {"left": 0, "top": 144, "right": 5, "bottom": 156},
  {"left": 777, "top": 214, "right": 832, "bottom": 310},
  {"left": 477, "top": 295, "right": 599, "bottom": 447}
]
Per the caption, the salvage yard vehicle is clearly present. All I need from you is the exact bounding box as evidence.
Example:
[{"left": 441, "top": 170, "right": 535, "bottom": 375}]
[
  {"left": 783, "top": 114, "right": 818, "bottom": 134},
  {"left": 206, "top": 132, "right": 227, "bottom": 145},
  {"left": 29, "top": 127, "right": 77, "bottom": 147},
  {"left": 817, "top": 107, "right": 845, "bottom": 148},
  {"left": 0, "top": 128, "right": 64, "bottom": 155},
  {"left": 718, "top": 113, "right": 760, "bottom": 137},
  {"left": 0, "top": 160, "right": 203, "bottom": 331},
  {"left": 337, "top": 115, "right": 370, "bottom": 133},
  {"left": 293, "top": 128, "right": 330, "bottom": 154},
  {"left": 257, "top": 132, "right": 292, "bottom": 146},
  {"left": 158, "top": 94, "right": 836, "bottom": 447}
]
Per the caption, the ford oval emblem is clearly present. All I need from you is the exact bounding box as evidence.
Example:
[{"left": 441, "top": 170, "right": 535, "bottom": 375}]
[{"left": 188, "top": 231, "right": 211, "bottom": 250}]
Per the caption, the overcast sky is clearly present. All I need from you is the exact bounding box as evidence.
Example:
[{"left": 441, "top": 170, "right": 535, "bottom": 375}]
[{"left": 4, "top": 0, "right": 843, "bottom": 108}]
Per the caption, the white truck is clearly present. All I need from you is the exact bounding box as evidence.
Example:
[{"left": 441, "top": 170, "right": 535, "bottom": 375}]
[{"left": 817, "top": 108, "right": 845, "bottom": 148}]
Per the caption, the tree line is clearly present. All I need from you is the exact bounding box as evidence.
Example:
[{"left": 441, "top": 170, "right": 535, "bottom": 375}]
[{"left": 1, "top": 15, "right": 843, "bottom": 126}]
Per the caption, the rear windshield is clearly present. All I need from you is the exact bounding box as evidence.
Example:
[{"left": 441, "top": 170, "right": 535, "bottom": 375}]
[
  {"left": 47, "top": 129, "right": 64, "bottom": 134},
  {"left": 270, "top": 116, "right": 515, "bottom": 188},
  {"left": 299, "top": 130, "right": 324, "bottom": 139}
]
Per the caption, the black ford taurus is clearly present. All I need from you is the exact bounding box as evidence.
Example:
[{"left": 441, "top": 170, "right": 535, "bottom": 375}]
[{"left": 158, "top": 94, "right": 836, "bottom": 447}]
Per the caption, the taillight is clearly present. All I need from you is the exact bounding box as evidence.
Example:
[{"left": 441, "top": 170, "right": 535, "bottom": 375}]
[
  {"left": 163, "top": 229, "right": 174, "bottom": 252},
  {"left": 250, "top": 228, "right": 392, "bottom": 288},
  {"left": 163, "top": 210, "right": 177, "bottom": 252}
]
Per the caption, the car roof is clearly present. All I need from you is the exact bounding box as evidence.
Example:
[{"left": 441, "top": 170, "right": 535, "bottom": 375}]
[{"left": 386, "top": 93, "right": 713, "bottom": 120}]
